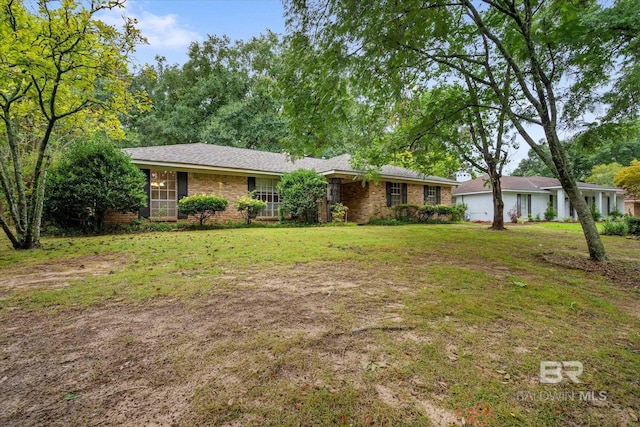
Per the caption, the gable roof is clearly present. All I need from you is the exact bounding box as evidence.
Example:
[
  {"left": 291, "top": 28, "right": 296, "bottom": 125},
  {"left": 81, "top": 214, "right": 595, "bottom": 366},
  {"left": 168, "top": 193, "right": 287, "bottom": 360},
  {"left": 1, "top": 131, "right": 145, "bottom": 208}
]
[
  {"left": 123, "top": 143, "right": 458, "bottom": 185},
  {"left": 454, "top": 175, "right": 620, "bottom": 195}
]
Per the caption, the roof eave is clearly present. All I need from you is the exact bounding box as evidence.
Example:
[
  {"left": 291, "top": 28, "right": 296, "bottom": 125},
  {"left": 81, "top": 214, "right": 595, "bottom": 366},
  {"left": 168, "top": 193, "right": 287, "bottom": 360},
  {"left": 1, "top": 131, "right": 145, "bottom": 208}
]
[
  {"left": 131, "top": 160, "right": 285, "bottom": 177},
  {"left": 322, "top": 169, "right": 458, "bottom": 185}
]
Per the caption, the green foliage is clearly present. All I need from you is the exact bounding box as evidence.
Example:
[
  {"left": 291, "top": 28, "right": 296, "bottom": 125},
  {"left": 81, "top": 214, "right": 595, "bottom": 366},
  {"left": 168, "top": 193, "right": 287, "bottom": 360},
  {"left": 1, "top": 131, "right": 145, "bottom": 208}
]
[
  {"left": 609, "top": 207, "right": 623, "bottom": 219},
  {"left": 123, "top": 32, "right": 289, "bottom": 152},
  {"left": 590, "top": 202, "right": 603, "bottom": 222},
  {"left": 235, "top": 192, "right": 267, "bottom": 224},
  {"left": 284, "top": 0, "right": 633, "bottom": 259},
  {"left": 330, "top": 202, "right": 349, "bottom": 222},
  {"left": 514, "top": 136, "right": 640, "bottom": 182},
  {"left": 394, "top": 204, "right": 420, "bottom": 221},
  {"left": 614, "top": 159, "right": 640, "bottom": 199},
  {"left": 451, "top": 203, "right": 468, "bottom": 222},
  {"left": 586, "top": 162, "right": 623, "bottom": 186},
  {"left": 0, "top": 0, "right": 145, "bottom": 249},
  {"left": 626, "top": 216, "right": 640, "bottom": 236},
  {"left": 276, "top": 169, "right": 326, "bottom": 223},
  {"left": 544, "top": 203, "right": 557, "bottom": 221},
  {"left": 368, "top": 218, "right": 411, "bottom": 226},
  {"left": 601, "top": 218, "right": 629, "bottom": 236},
  {"left": 419, "top": 205, "right": 437, "bottom": 221},
  {"left": 45, "top": 136, "right": 147, "bottom": 231},
  {"left": 178, "top": 194, "right": 228, "bottom": 226}
]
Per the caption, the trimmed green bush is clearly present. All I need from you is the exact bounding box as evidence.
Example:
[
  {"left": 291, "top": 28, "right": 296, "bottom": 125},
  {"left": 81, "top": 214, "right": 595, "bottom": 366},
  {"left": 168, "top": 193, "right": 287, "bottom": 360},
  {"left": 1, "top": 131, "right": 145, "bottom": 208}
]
[
  {"left": 418, "top": 205, "right": 437, "bottom": 221},
  {"left": 178, "top": 194, "right": 228, "bottom": 225},
  {"left": 236, "top": 192, "right": 267, "bottom": 224},
  {"left": 276, "top": 169, "right": 326, "bottom": 223},
  {"left": 45, "top": 136, "right": 147, "bottom": 231}
]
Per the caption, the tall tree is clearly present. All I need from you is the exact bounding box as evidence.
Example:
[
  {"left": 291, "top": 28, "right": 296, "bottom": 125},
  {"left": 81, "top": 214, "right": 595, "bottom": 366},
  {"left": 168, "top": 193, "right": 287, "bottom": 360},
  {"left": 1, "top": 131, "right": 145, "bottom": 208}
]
[
  {"left": 513, "top": 132, "right": 640, "bottom": 180},
  {"left": 123, "top": 31, "right": 289, "bottom": 152},
  {"left": 0, "top": 0, "right": 145, "bottom": 249},
  {"left": 285, "top": 0, "right": 640, "bottom": 260},
  {"left": 394, "top": 80, "right": 516, "bottom": 230},
  {"left": 614, "top": 160, "right": 640, "bottom": 200}
]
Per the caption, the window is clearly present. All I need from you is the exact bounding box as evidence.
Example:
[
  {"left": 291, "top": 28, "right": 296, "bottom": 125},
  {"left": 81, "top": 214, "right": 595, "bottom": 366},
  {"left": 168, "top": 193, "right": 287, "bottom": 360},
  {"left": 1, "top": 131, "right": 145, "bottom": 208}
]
[
  {"left": 390, "top": 182, "right": 402, "bottom": 206},
  {"left": 255, "top": 178, "right": 280, "bottom": 217},
  {"left": 150, "top": 170, "right": 177, "bottom": 219},
  {"left": 424, "top": 185, "right": 441, "bottom": 205}
]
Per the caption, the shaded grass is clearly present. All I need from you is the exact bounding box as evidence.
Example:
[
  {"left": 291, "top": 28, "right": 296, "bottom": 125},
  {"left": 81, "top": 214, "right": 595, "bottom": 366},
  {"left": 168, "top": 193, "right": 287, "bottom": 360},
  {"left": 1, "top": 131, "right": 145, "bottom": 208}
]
[{"left": 0, "top": 223, "right": 639, "bottom": 426}]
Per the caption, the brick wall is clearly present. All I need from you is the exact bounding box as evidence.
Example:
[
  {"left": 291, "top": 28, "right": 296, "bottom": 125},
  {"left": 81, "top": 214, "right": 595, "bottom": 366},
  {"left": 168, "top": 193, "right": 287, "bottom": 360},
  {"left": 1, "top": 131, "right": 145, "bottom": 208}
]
[
  {"left": 441, "top": 186, "right": 453, "bottom": 206},
  {"left": 341, "top": 181, "right": 371, "bottom": 224},
  {"left": 407, "top": 183, "right": 423, "bottom": 205},
  {"left": 188, "top": 172, "right": 252, "bottom": 222},
  {"left": 104, "top": 210, "right": 138, "bottom": 225},
  {"left": 104, "top": 167, "right": 457, "bottom": 225},
  {"left": 625, "top": 200, "right": 640, "bottom": 217},
  {"left": 342, "top": 180, "right": 456, "bottom": 223}
]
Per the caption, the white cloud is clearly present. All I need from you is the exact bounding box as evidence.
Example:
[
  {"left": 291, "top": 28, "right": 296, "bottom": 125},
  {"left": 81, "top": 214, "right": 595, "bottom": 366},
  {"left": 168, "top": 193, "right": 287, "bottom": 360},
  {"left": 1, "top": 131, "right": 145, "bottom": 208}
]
[{"left": 98, "top": 1, "right": 202, "bottom": 58}]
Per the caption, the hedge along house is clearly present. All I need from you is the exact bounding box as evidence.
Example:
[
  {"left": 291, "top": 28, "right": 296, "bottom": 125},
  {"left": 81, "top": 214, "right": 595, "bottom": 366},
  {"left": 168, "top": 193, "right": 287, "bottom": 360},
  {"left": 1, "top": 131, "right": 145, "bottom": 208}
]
[
  {"left": 453, "top": 175, "right": 624, "bottom": 222},
  {"left": 112, "top": 143, "right": 458, "bottom": 224}
]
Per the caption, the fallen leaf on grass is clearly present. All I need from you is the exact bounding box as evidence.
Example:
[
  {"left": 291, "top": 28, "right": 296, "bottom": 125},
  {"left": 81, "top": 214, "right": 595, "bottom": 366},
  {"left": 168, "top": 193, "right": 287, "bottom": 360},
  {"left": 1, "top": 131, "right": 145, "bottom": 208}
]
[
  {"left": 361, "top": 361, "right": 387, "bottom": 371},
  {"left": 64, "top": 393, "right": 82, "bottom": 401}
]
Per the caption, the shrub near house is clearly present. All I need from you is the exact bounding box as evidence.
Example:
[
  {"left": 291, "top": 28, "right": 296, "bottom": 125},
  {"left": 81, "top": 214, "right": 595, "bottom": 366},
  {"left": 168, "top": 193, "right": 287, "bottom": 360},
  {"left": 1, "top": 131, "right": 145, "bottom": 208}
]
[
  {"left": 45, "top": 138, "right": 147, "bottom": 231},
  {"left": 178, "top": 194, "right": 228, "bottom": 225},
  {"left": 276, "top": 169, "right": 326, "bottom": 223}
]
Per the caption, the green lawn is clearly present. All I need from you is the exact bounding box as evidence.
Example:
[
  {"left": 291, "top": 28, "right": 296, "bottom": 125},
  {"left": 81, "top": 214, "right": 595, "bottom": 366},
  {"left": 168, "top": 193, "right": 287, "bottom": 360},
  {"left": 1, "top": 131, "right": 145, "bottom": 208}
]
[{"left": 0, "top": 223, "right": 638, "bottom": 426}]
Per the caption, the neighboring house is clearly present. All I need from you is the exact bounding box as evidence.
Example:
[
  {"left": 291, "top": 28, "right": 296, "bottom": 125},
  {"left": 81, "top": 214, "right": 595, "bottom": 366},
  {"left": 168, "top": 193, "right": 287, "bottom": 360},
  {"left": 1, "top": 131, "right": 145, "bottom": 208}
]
[
  {"left": 625, "top": 198, "right": 640, "bottom": 217},
  {"left": 107, "top": 143, "right": 458, "bottom": 224},
  {"left": 453, "top": 175, "right": 624, "bottom": 222}
]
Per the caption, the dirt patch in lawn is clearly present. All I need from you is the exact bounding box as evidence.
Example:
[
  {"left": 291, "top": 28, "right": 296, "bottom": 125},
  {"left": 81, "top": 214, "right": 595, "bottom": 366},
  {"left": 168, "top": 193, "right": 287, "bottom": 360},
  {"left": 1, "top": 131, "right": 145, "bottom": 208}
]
[
  {"left": 541, "top": 254, "right": 640, "bottom": 289},
  {"left": 0, "top": 255, "right": 126, "bottom": 292},
  {"left": 0, "top": 261, "right": 443, "bottom": 427}
]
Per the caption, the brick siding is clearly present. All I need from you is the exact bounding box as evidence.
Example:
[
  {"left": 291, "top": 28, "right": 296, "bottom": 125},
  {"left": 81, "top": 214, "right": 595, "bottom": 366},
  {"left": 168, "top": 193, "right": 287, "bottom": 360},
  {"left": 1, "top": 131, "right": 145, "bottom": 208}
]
[{"left": 106, "top": 168, "right": 456, "bottom": 225}]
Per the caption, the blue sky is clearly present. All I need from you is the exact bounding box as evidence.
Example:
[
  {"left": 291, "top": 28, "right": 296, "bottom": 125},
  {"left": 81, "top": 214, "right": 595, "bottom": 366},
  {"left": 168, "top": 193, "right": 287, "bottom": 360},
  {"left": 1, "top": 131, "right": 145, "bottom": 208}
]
[{"left": 100, "top": 0, "right": 285, "bottom": 66}]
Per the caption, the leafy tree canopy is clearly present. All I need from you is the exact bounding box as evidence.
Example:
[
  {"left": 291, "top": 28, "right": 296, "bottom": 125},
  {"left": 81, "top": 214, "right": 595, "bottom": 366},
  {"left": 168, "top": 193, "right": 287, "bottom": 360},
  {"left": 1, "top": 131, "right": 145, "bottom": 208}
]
[
  {"left": 283, "top": 0, "right": 640, "bottom": 260},
  {"left": 123, "top": 31, "right": 290, "bottom": 152},
  {"left": 512, "top": 133, "right": 640, "bottom": 181},
  {"left": 0, "top": 0, "right": 146, "bottom": 248},
  {"left": 614, "top": 159, "right": 640, "bottom": 199}
]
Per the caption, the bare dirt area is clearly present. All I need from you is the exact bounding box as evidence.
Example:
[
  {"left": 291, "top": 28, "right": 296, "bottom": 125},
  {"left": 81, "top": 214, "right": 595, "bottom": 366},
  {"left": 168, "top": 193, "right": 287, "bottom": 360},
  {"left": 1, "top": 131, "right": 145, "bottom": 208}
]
[
  {"left": 0, "top": 256, "right": 126, "bottom": 293},
  {"left": 0, "top": 261, "right": 454, "bottom": 426},
  {"left": 541, "top": 253, "right": 640, "bottom": 289}
]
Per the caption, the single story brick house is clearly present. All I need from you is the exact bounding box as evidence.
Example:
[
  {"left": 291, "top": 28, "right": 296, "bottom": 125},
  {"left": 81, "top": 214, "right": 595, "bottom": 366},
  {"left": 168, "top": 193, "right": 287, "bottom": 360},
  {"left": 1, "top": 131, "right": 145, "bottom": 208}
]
[
  {"left": 453, "top": 175, "right": 624, "bottom": 222},
  {"left": 108, "top": 143, "right": 458, "bottom": 224}
]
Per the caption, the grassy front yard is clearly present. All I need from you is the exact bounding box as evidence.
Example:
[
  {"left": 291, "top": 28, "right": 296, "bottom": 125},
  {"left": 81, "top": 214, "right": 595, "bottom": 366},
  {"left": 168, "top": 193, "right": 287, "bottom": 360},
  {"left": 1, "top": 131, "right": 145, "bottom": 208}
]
[{"left": 0, "top": 223, "right": 638, "bottom": 426}]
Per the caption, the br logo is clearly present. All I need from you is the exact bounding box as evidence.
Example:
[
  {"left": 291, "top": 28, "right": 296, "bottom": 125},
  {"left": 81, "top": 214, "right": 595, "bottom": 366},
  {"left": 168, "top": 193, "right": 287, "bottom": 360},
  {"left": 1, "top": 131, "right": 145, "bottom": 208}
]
[{"left": 539, "top": 361, "right": 583, "bottom": 384}]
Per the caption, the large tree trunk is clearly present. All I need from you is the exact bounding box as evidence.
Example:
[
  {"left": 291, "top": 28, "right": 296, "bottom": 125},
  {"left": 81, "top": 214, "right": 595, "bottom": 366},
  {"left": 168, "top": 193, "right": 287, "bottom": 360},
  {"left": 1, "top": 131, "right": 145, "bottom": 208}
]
[
  {"left": 489, "top": 172, "right": 506, "bottom": 230},
  {"left": 554, "top": 160, "right": 606, "bottom": 261},
  {"left": 546, "top": 129, "right": 606, "bottom": 261}
]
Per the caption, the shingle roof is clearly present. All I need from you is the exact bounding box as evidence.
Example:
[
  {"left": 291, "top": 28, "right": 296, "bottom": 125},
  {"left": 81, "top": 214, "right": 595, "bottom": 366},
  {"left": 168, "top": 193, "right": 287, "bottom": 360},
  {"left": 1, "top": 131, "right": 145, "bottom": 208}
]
[
  {"left": 123, "top": 143, "right": 458, "bottom": 185},
  {"left": 454, "top": 175, "right": 619, "bottom": 195}
]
